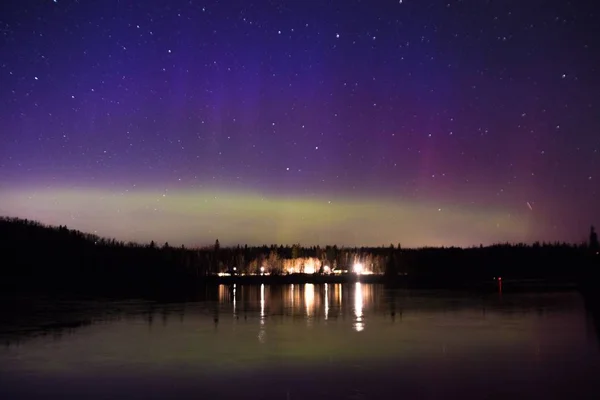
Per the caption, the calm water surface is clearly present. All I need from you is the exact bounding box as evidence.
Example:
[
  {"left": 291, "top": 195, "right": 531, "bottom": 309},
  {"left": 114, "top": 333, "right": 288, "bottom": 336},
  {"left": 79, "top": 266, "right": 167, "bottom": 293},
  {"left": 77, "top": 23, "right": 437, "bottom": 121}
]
[{"left": 1, "top": 284, "right": 600, "bottom": 399}]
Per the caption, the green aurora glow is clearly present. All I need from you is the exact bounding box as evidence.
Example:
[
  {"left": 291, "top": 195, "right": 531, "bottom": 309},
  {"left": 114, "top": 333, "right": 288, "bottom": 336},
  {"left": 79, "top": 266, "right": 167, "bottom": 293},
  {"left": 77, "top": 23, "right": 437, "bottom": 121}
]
[{"left": 1, "top": 187, "right": 535, "bottom": 247}]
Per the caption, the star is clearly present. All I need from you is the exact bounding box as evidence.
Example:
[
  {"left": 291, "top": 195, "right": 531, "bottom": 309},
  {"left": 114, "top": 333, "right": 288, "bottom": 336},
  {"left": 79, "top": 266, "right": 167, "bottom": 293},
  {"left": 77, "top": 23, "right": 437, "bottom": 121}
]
[{"left": 0, "top": 0, "right": 596, "bottom": 248}]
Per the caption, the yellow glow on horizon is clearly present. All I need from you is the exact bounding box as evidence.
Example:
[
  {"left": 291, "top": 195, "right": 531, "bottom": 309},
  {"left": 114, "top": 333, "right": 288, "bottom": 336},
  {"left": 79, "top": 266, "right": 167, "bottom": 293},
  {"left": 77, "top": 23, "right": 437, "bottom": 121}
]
[{"left": 1, "top": 186, "right": 534, "bottom": 247}]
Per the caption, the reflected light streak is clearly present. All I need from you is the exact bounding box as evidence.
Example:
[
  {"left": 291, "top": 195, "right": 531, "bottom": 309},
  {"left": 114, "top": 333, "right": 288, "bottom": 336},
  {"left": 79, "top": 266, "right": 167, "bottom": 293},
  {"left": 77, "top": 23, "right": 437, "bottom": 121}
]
[
  {"left": 305, "top": 283, "right": 315, "bottom": 318},
  {"left": 233, "top": 284, "right": 237, "bottom": 316},
  {"left": 258, "top": 284, "right": 266, "bottom": 343},
  {"left": 354, "top": 282, "right": 364, "bottom": 332},
  {"left": 260, "top": 284, "right": 265, "bottom": 321},
  {"left": 324, "top": 283, "right": 329, "bottom": 320},
  {"left": 218, "top": 284, "right": 229, "bottom": 303}
]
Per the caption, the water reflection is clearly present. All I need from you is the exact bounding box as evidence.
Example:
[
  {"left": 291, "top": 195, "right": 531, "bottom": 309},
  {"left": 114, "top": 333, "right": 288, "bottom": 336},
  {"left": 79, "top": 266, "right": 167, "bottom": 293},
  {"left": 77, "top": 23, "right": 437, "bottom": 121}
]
[
  {"left": 260, "top": 283, "right": 265, "bottom": 320},
  {"left": 324, "top": 283, "right": 329, "bottom": 320},
  {"left": 217, "top": 283, "right": 377, "bottom": 333},
  {"left": 1, "top": 287, "right": 600, "bottom": 400},
  {"left": 354, "top": 282, "right": 364, "bottom": 332},
  {"left": 2, "top": 286, "right": 597, "bottom": 350},
  {"left": 583, "top": 294, "right": 600, "bottom": 346},
  {"left": 258, "top": 284, "right": 266, "bottom": 343},
  {"left": 218, "top": 282, "right": 579, "bottom": 336},
  {"left": 305, "top": 283, "right": 315, "bottom": 318},
  {"left": 233, "top": 283, "right": 236, "bottom": 316}
]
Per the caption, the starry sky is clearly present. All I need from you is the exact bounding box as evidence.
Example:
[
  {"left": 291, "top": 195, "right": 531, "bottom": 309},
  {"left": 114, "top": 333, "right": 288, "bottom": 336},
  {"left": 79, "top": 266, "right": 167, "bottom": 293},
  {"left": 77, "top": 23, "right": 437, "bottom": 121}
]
[{"left": 0, "top": 0, "right": 598, "bottom": 247}]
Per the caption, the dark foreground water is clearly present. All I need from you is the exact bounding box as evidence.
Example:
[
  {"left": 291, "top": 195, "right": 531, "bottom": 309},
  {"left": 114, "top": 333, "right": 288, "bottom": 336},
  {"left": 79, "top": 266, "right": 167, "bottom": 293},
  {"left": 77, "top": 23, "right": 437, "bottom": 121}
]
[{"left": 1, "top": 284, "right": 600, "bottom": 399}]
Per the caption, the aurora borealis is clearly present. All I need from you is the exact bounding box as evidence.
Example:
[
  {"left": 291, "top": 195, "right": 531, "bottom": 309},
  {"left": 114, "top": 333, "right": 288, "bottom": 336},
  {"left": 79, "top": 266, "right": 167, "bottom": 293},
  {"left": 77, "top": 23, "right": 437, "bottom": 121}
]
[
  {"left": 1, "top": 0, "right": 598, "bottom": 247},
  {"left": 2, "top": 188, "right": 531, "bottom": 247}
]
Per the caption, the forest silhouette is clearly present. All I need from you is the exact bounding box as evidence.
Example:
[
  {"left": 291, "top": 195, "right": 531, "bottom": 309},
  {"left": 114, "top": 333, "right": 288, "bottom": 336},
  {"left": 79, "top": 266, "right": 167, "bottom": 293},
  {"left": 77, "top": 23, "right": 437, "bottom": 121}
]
[{"left": 1, "top": 217, "right": 598, "bottom": 296}]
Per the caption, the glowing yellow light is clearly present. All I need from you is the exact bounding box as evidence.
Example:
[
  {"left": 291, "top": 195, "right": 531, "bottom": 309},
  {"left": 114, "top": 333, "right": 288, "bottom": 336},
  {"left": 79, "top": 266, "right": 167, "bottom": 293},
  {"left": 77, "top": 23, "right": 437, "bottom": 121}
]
[
  {"left": 282, "top": 257, "right": 322, "bottom": 274},
  {"left": 304, "top": 260, "right": 316, "bottom": 274},
  {"left": 305, "top": 258, "right": 320, "bottom": 274},
  {"left": 323, "top": 265, "right": 331, "bottom": 274},
  {"left": 353, "top": 263, "right": 363, "bottom": 274}
]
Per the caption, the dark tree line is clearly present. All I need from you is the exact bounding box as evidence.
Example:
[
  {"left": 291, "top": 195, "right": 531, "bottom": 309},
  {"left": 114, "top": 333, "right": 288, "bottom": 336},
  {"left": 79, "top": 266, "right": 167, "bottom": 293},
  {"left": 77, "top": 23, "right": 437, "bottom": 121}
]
[{"left": 1, "top": 217, "right": 598, "bottom": 295}]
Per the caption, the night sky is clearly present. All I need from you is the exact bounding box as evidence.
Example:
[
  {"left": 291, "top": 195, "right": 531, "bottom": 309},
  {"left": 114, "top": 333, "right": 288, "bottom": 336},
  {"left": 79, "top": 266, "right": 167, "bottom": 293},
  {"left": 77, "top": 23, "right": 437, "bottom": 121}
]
[{"left": 1, "top": 0, "right": 598, "bottom": 247}]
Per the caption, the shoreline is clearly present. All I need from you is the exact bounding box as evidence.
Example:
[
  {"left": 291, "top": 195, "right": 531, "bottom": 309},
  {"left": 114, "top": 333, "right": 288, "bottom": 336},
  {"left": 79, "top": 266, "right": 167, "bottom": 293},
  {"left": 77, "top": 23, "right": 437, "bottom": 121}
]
[{"left": 207, "top": 274, "right": 578, "bottom": 292}]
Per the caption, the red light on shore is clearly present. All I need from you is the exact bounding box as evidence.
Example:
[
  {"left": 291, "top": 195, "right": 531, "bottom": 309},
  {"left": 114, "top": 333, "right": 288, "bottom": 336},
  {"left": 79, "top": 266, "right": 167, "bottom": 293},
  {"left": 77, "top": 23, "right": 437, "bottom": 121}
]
[{"left": 498, "top": 277, "right": 502, "bottom": 281}]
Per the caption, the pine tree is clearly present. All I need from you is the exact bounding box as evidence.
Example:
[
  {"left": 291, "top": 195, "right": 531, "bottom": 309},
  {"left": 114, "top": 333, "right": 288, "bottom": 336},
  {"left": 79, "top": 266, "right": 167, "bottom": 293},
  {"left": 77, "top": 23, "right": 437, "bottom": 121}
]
[{"left": 590, "top": 226, "right": 599, "bottom": 251}]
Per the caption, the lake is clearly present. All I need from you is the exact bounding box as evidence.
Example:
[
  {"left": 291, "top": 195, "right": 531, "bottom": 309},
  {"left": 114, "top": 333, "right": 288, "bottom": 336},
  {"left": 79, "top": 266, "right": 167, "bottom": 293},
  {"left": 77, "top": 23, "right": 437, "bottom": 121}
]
[{"left": 1, "top": 283, "right": 600, "bottom": 399}]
